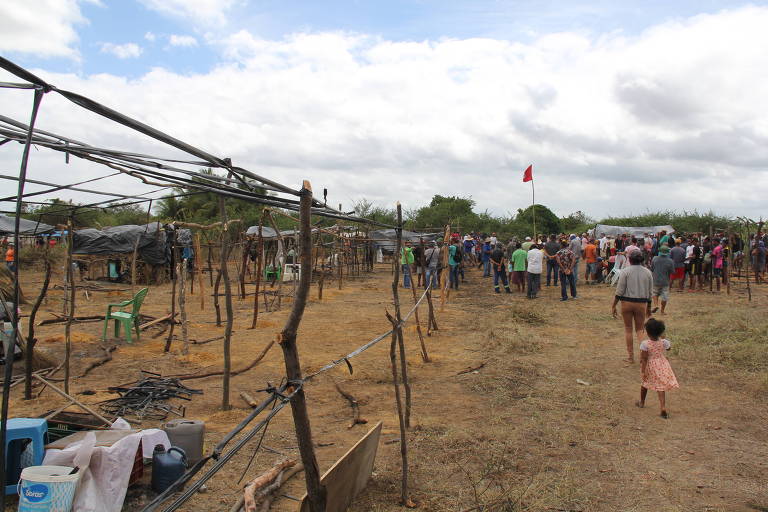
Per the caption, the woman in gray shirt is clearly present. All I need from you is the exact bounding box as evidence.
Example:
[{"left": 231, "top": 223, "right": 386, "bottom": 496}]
[{"left": 611, "top": 250, "right": 653, "bottom": 364}]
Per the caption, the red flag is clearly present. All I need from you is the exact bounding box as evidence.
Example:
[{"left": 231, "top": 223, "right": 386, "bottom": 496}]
[{"left": 522, "top": 164, "right": 533, "bottom": 182}]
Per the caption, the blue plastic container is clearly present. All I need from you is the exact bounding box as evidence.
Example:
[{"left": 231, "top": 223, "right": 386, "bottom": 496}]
[{"left": 151, "top": 445, "right": 187, "bottom": 493}]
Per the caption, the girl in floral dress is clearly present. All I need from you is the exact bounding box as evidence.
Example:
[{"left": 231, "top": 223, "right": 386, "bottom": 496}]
[{"left": 636, "top": 318, "right": 679, "bottom": 418}]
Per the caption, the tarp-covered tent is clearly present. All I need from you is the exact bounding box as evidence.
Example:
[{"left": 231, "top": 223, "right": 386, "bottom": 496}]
[
  {"left": 245, "top": 226, "right": 279, "bottom": 239},
  {"left": 73, "top": 223, "right": 190, "bottom": 266},
  {"left": 593, "top": 224, "right": 675, "bottom": 238},
  {"left": 0, "top": 214, "right": 55, "bottom": 236},
  {"left": 369, "top": 229, "right": 439, "bottom": 253}
]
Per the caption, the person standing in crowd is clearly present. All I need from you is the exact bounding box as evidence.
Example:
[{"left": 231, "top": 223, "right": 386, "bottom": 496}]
[
  {"left": 669, "top": 240, "right": 686, "bottom": 292},
  {"left": 448, "top": 239, "right": 460, "bottom": 290},
  {"left": 612, "top": 250, "right": 653, "bottom": 364},
  {"left": 636, "top": 318, "right": 679, "bottom": 419},
  {"left": 490, "top": 232, "right": 498, "bottom": 245},
  {"left": 463, "top": 235, "right": 475, "bottom": 265},
  {"left": 423, "top": 241, "right": 440, "bottom": 289},
  {"left": 400, "top": 241, "right": 415, "bottom": 288},
  {"left": 651, "top": 245, "right": 675, "bottom": 314},
  {"left": 481, "top": 238, "right": 492, "bottom": 277},
  {"left": 5, "top": 242, "right": 15, "bottom": 272},
  {"left": 521, "top": 236, "right": 533, "bottom": 252},
  {"left": 555, "top": 239, "right": 577, "bottom": 301},
  {"left": 543, "top": 234, "right": 560, "bottom": 287},
  {"left": 490, "top": 243, "right": 511, "bottom": 293},
  {"left": 568, "top": 234, "right": 582, "bottom": 283},
  {"left": 624, "top": 237, "right": 640, "bottom": 257},
  {"left": 711, "top": 238, "right": 726, "bottom": 292},
  {"left": 511, "top": 242, "right": 528, "bottom": 293},
  {"left": 752, "top": 240, "right": 766, "bottom": 283},
  {"left": 702, "top": 236, "right": 713, "bottom": 284},
  {"left": 526, "top": 242, "right": 543, "bottom": 298},
  {"left": 659, "top": 230, "right": 670, "bottom": 247},
  {"left": 411, "top": 241, "right": 423, "bottom": 287},
  {"left": 687, "top": 238, "right": 703, "bottom": 291},
  {"left": 584, "top": 238, "right": 598, "bottom": 284}
]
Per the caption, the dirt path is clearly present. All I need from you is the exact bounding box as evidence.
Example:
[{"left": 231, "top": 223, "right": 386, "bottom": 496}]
[{"left": 6, "top": 263, "right": 768, "bottom": 511}]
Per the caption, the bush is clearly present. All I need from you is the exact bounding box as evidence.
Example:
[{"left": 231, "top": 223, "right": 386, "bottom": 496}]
[{"left": 18, "top": 244, "right": 65, "bottom": 270}]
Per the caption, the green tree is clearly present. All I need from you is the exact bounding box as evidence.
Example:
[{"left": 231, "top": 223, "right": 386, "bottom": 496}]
[
  {"left": 514, "top": 204, "right": 560, "bottom": 237},
  {"left": 412, "top": 195, "right": 478, "bottom": 230}
]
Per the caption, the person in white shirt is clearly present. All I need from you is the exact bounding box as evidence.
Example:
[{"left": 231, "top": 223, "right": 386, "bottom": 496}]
[
  {"left": 490, "top": 232, "right": 498, "bottom": 245},
  {"left": 526, "top": 243, "right": 544, "bottom": 299}
]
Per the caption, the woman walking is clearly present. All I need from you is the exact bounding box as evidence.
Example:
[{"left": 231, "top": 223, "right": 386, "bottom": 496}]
[{"left": 611, "top": 250, "right": 653, "bottom": 364}]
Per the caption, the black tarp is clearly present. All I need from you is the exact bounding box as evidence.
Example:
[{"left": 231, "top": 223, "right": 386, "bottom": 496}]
[
  {"left": 0, "top": 214, "right": 54, "bottom": 236},
  {"left": 72, "top": 223, "right": 189, "bottom": 265}
]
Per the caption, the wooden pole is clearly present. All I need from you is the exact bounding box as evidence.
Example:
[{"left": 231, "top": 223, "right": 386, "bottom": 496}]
[
  {"left": 388, "top": 202, "right": 411, "bottom": 506},
  {"left": 265, "top": 211, "right": 285, "bottom": 311},
  {"left": 24, "top": 256, "right": 51, "bottom": 400},
  {"left": 219, "top": 197, "right": 234, "bottom": 411},
  {"left": 164, "top": 229, "right": 179, "bottom": 352},
  {"left": 337, "top": 204, "right": 343, "bottom": 291},
  {"left": 195, "top": 233, "right": 205, "bottom": 310},
  {"left": 408, "top": 262, "right": 430, "bottom": 362},
  {"left": 392, "top": 204, "right": 412, "bottom": 426},
  {"left": 439, "top": 224, "right": 451, "bottom": 310},
  {"left": 239, "top": 237, "right": 251, "bottom": 300},
  {"left": 278, "top": 181, "right": 327, "bottom": 512},
  {"left": 250, "top": 212, "right": 265, "bottom": 329},
  {"left": 64, "top": 217, "right": 75, "bottom": 395},
  {"left": 179, "top": 258, "right": 189, "bottom": 355}
]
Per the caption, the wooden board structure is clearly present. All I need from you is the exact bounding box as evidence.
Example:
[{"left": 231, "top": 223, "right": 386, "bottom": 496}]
[{"left": 298, "top": 421, "right": 383, "bottom": 512}]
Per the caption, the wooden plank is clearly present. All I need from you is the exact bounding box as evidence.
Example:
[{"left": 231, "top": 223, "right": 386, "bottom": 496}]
[{"left": 298, "top": 421, "right": 383, "bottom": 512}]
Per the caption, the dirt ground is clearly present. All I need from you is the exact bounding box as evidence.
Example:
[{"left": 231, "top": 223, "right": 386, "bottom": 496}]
[{"left": 4, "top": 261, "right": 768, "bottom": 511}]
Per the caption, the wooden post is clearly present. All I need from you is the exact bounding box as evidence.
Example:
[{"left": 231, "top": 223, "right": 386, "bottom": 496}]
[
  {"left": 206, "top": 237, "right": 214, "bottom": 287},
  {"left": 439, "top": 224, "right": 451, "bottom": 310},
  {"left": 250, "top": 212, "right": 265, "bottom": 329},
  {"left": 195, "top": 233, "right": 205, "bottom": 310},
  {"left": 64, "top": 217, "right": 75, "bottom": 395},
  {"left": 392, "top": 204, "right": 412, "bottom": 426},
  {"left": 179, "top": 258, "right": 189, "bottom": 355},
  {"left": 337, "top": 204, "right": 343, "bottom": 291},
  {"left": 130, "top": 234, "right": 140, "bottom": 292},
  {"left": 219, "top": 197, "right": 234, "bottom": 411},
  {"left": 239, "top": 237, "right": 251, "bottom": 300},
  {"left": 213, "top": 267, "right": 222, "bottom": 327},
  {"left": 278, "top": 181, "right": 327, "bottom": 512},
  {"left": 164, "top": 229, "right": 179, "bottom": 352},
  {"left": 25, "top": 257, "right": 52, "bottom": 400},
  {"left": 408, "top": 266, "right": 430, "bottom": 363},
  {"left": 388, "top": 203, "right": 411, "bottom": 506},
  {"left": 266, "top": 211, "right": 285, "bottom": 311}
]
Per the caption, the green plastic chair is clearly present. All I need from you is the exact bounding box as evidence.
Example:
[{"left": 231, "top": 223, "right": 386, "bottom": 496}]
[{"left": 102, "top": 288, "right": 148, "bottom": 343}]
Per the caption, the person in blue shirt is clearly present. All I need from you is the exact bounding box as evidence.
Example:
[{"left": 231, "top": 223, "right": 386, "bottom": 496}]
[{"left": 482, "top": 239, "right": 492, "bottom": 277}]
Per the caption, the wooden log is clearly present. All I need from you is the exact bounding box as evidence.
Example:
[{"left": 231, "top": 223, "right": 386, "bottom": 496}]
[
  {"left": 139, "top": 312, "right": 176, "bottom": 330},
  {"left": 239, "top": 391, "right": 259, "bottom": 408},
  {"left": 278, "top": 181, "right": 326, "bottom": 512},
  {"left": 243, "top": 459, "right": 296, "bottom": 512},
  {"left": 79, "top": 345, "right": 117, "bottom": 378},
  {"left": 256, "top": 463, "right": 304, "bottom": 511},
  {"left": 191, "top": 335, "right": 224, "bottom": 345},
  {"left": 173, "top": 219, "right": 241, "bottom": 230}
]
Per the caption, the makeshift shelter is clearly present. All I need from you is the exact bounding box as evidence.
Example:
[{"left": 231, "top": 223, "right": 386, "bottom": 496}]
[
  {"left": 593, "top": 224, "right": 675, "bottom": 238},
  {"left": 370, "top": 229, "right": 439, "bottom": 254},
  {"left": 72, "top": 223, "right": 191, "bottom": 282},
  {"left": 0, "top": 213, "right": 54, "bottom": 237}
]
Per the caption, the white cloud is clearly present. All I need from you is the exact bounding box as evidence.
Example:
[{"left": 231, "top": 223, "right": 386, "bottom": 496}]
[
  {"left": 100, "top": 42, "right": 143, "bottom": 59},
  {"left": 145, "top": 32, "right": 157, "bottom": 42},
  {"left": 2, "top": 7, "right": 768, "bottom": 219},
  {"left": 168, "top": 35, "right": 199, "bottom": 47},
  {"left": 0, "top": 0, "right": 88, "bottom": 59},
  {"left": 138, "top": 0, "right": 236, "bottom": 26}
]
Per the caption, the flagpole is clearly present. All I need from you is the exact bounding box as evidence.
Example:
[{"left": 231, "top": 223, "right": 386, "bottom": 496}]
[{"left": 531, "top": 178, "right": 536, "bottom": 241}]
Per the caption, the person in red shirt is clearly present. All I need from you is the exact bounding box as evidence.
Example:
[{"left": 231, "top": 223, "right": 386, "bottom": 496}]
[
  {"left": 5, "top": 242, "right": 15, "bottom": 273},
  {"left": 584, "top": 239, "right": 598, "bottom": 284}
]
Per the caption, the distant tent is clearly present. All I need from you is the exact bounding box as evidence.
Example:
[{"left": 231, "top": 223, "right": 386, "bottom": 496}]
[
  {"left": 72, "top": 223, "right": 190, "bottom": 266},
  {"left": 369, "top": 229, "right": 439, "bottom": 253},
  {"left": 0, "top": 214, "right": 55, "bottom": 236},
  {"left": 593, "top": 224, "right": 675, "bottom": 238}
]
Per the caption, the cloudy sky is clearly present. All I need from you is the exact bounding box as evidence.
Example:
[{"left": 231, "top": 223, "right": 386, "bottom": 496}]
[{"left": 1, "top": 0, "right": 768, "bottom": 220}]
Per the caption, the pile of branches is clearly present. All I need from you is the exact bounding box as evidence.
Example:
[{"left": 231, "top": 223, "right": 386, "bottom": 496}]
[{"left": 99, "top": 372, "right": 202, "bottom": 421}]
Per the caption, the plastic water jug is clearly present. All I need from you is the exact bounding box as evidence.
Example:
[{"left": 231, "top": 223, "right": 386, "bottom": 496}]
[
  {"left": 163, "top": 419, "right": 204, "bottom": 465},
  {"left": 151, "top": 445, "right": 187, "bottom": 494}
]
